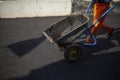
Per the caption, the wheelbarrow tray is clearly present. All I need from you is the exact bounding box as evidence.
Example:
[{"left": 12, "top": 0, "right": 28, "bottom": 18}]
[{"left": 43, "top": 13, "right": 89, "bottom": 44}]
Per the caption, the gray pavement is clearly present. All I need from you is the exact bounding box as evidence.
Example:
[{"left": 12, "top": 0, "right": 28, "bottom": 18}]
[{"left": 0, "top": 14, "right": 120, "bottom": 80}]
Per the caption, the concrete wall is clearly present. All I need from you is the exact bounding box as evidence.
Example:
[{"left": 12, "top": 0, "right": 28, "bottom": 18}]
[
  {"left": 0, "top": 0, "right": 72, "bottom": 18},
  {"left": 0, "top": 0, "right": 119, "bottom": 18},
  {"left": 72, "top": 0, "right": 120, "bottom": 14}
]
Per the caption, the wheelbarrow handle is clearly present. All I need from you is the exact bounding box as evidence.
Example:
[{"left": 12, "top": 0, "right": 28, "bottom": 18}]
[{"left": 85, "top": 0, "right": 94, "bottom": 15}]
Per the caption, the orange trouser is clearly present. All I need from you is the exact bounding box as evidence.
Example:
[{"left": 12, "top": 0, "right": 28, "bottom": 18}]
[{"left": 91, "top": 2, "right": 113, "bottom": 35}]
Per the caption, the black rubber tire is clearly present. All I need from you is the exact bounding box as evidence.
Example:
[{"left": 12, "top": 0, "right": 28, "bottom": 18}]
[{"left": 64, "top": 44, "right": 81, "bottom": 63}]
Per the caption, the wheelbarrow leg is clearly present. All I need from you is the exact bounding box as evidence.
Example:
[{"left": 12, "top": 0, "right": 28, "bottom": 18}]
[{"left": 57, "top": 43, "right": 66, "bottom": 51}]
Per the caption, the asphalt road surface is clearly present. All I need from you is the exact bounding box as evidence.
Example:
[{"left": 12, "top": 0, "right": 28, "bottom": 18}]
[{"left": 0, "top": 13, "right": 120, "bottom": 80}]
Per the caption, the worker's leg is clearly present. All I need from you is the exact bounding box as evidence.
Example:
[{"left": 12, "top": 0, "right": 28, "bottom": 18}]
[
  {"left": 100, "top": 2, "right": 114, "bottom": 38},
  {"left": 85, "top": 20, "right": 102, "bottom": 43},
  {"left": 101, "top": 23, "right": 114, "bottom": 39},
  {"left": 101, "top": 23, "right": 113, "bottom": 34},
  {"left": 91, "top": 2, "right": 111, "bottom": 34},
  {"left": 85, "top": 3, "right": 104, "bottom": 43}
]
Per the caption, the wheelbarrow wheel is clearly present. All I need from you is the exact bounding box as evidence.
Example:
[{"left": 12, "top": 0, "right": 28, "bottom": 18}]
[{"left": 64, "top": 44, "right": 81, "bottom": 63}]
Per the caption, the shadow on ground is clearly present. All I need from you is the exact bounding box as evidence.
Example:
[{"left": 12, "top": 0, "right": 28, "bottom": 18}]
[
  {"left": 7, "top": 35, "right": 46, "bottom": 57},
  {"left": 10, "top": 51, "right": 120, "bottom": 80},
  {"left": 10, "top": 28, "right": 120, "bottom": 80}
]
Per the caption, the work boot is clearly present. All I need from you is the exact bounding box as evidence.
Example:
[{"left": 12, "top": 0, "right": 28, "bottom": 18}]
[{"left": 85, "top": 36, "right": 94, "bottom": 44}]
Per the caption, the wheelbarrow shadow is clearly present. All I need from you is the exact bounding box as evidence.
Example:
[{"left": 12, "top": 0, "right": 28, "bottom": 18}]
[{"left": 7, "top": 35, "right": 46, "bottom": 57}]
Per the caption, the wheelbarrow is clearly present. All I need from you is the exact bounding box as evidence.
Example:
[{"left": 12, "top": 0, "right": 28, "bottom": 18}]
[{"left": 43, "top": 2, "right": 116, "bottom": 62}]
